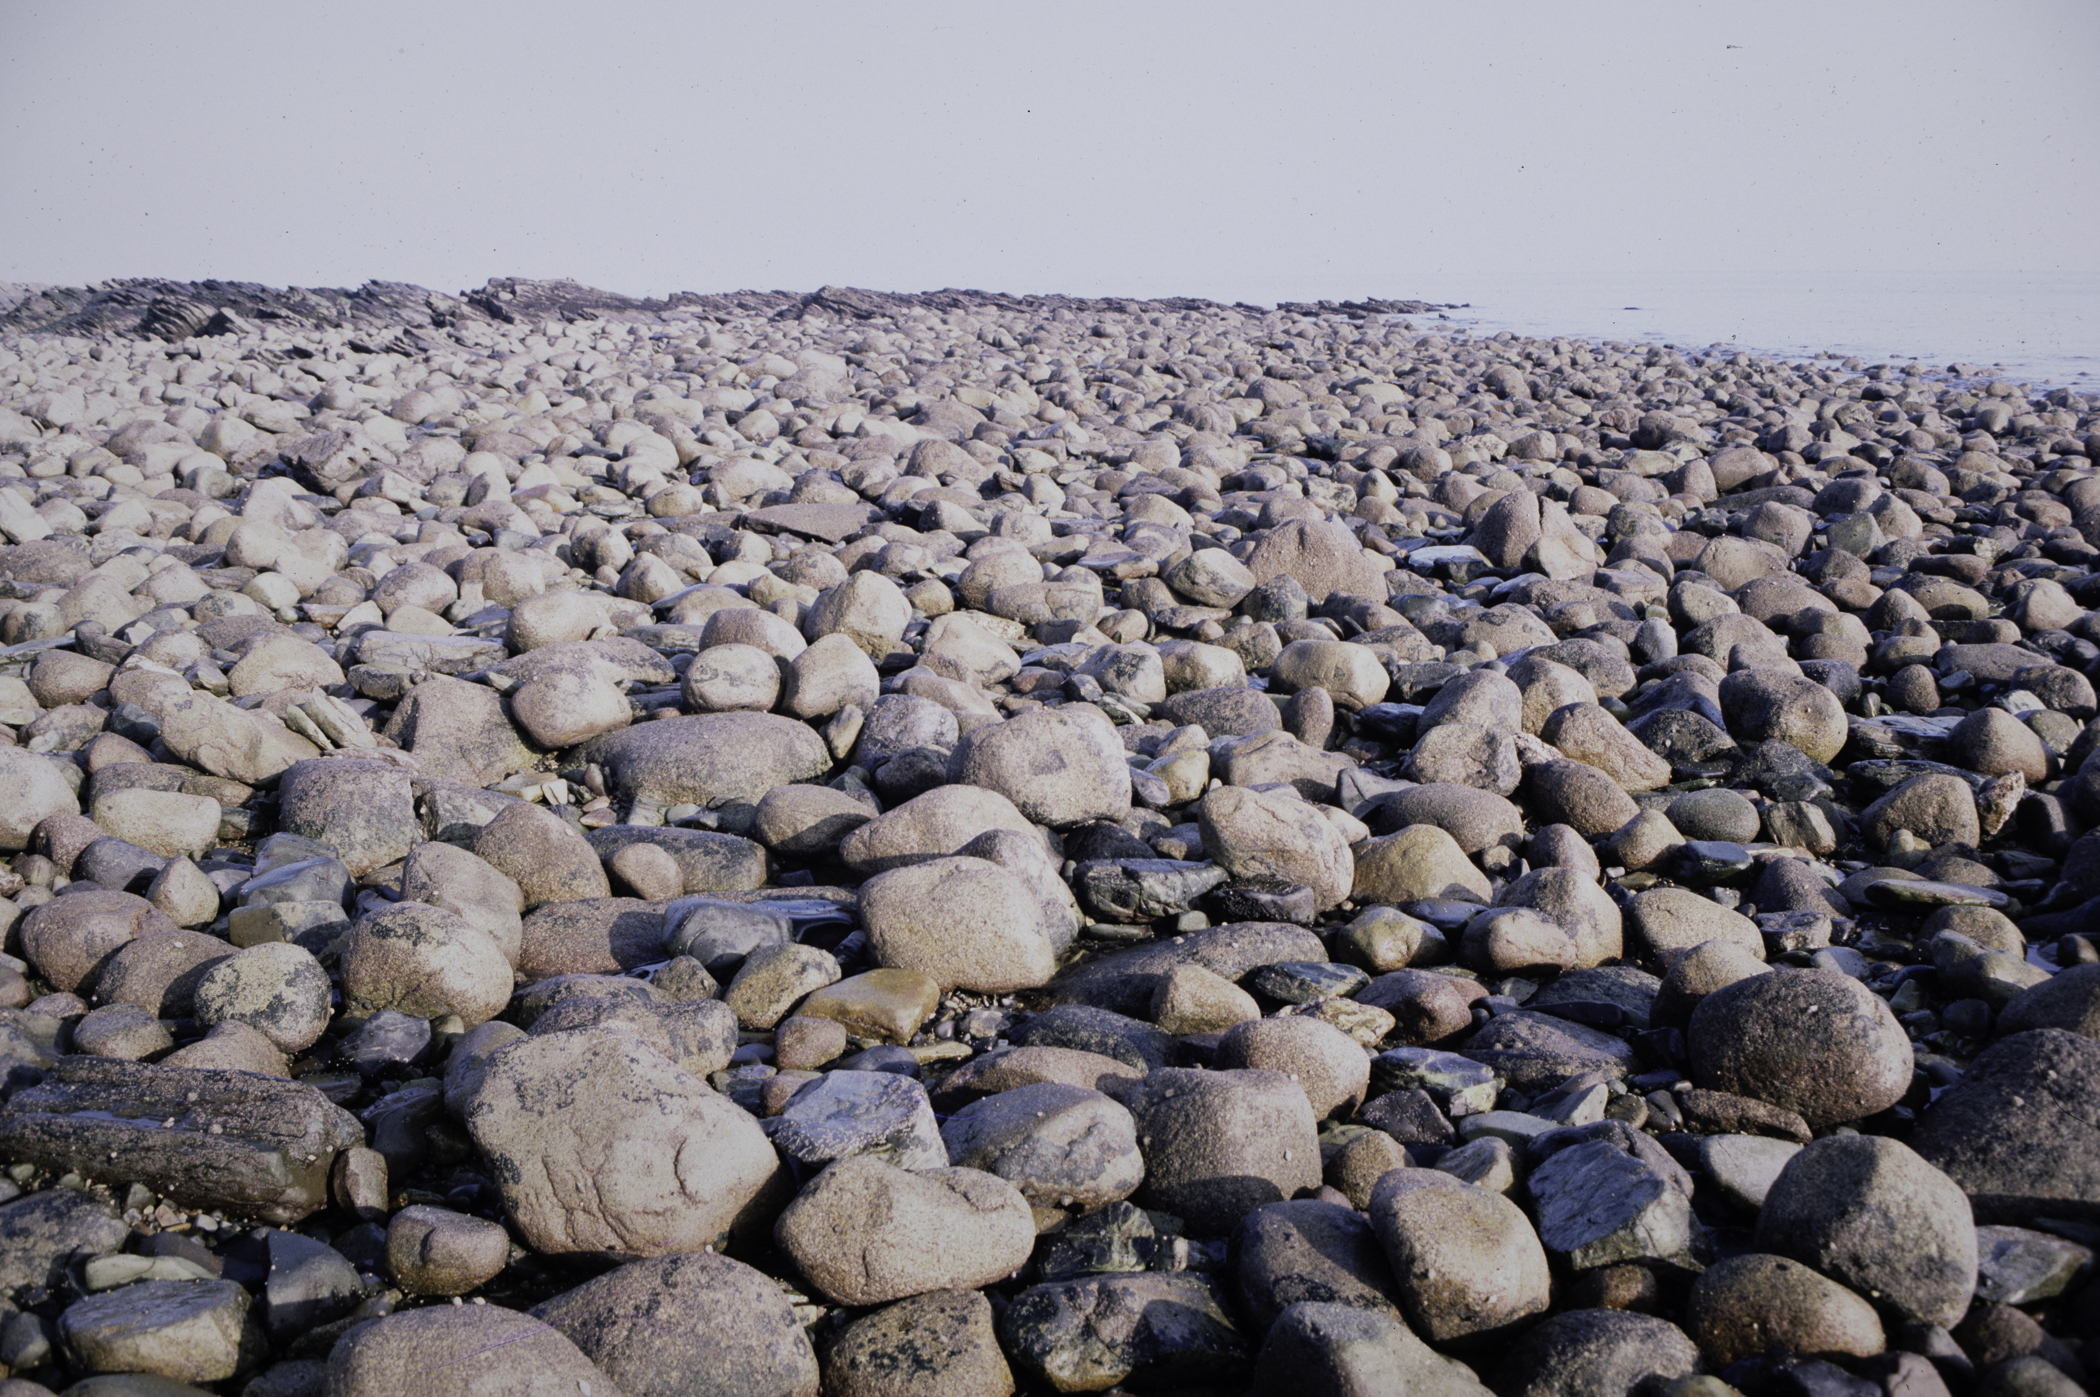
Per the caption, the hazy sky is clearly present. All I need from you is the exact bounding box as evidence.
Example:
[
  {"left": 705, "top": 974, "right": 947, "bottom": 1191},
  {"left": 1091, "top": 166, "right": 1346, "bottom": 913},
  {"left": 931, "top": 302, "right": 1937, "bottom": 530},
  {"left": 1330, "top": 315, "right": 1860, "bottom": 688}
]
[{"left": 2, "top": 0, "right": 2095, "bottom": 305}]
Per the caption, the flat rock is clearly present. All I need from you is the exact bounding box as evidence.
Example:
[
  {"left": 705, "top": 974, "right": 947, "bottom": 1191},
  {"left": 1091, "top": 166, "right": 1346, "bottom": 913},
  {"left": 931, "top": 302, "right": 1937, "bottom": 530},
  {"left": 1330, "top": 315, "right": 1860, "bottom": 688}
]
[{"left": 0, "top": 1058, "right": 362, "bottom": 1224}]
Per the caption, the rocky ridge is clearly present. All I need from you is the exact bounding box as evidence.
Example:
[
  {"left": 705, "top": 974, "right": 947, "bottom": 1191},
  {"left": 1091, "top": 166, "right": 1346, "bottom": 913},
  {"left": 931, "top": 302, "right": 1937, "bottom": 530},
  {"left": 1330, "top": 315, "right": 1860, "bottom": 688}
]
[{"left": 0, "top": 280, "right": 2090, "bottom": 1393}]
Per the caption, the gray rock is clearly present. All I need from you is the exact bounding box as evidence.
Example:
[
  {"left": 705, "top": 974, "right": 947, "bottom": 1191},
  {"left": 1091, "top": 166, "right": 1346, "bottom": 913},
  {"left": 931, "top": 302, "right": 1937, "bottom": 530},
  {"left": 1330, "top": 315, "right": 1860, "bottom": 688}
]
[
  {"left": 340, "top": 901, "right": 512, "bottom": 1028},
  {"left": 663, "top": 896, "right": 793, "bottom": 975},
  {"left": 261, "top": 1230, "right": 361, "bottom": 1340},
  {"left": 723, "top": 943, "right": 840, "bottom": 1030},
  {"left": 1198, "top": 785, "right": 1353, "bottom": 911},
  {"left": 949, "top": 705, "right": 1132, "bottom": 828},
  {"left": 381, "top": 676, "right": 537, "bottom": 786},
  {"left": 1231, "top": 1199, "right": 1404, "bottom": 1335},
  {"left": 1973, "top": 1225, "right": 2094, "bottom": 1305},
  {"left": 575, "top": 711, "right": 832, "bottom": 807},
  {"left": 1000, "top": 1272, "right": 1247, "bottom": 1394},
  {"left": 323, "top": 1303, "right": 616, "bottom": 1397},
  {"left": 860, "top": 856, "right": 1059, "bottom": 992},
  {"left": 939, "top": 1081, "right": 1143, "bottom": 1217},
  {"left": 0, "top": 1059, "right": 361, "bottom": 1224},
  {"left": 1369, "top": 1047, "right": 1500, "bottom": 1118},
  {"left": 1910, "top": 1028, "right": 2100, "bottom": 1224},
  {"left": 838, "top": 783, "right": 1033, "bottom": 875},
  {"left": 1755, "top": 1134, "right": 1979, "bottom": 1330},
  {"left": 19, "top": 888, "right": 175, "bottom": 995},
  {"left": 1490, "top": 1308, "right": 1699, "bottom": 1397},
  {"left": 1009, "top": 1005, "right": 1174, "bottom": 1073},
  {"left": 0, "top": 748, "right": 79, "bottom": 852},
  {"left": 820, "top": 1288, "right": 1010, "bottom": 1397},
  {"left": 1364, "top": 783, "right": 1525, "bottom": 854},
  {"left": 1217, "top": 1015, "right": 1371, "bottom": 1121},
  {"left": 1126, "top": 1067, "right": 1321, "bottom": 1234},
  {"left": 385, "top": 1205, "right": 511, "bottom": 1297},
  {"left": 192, "top": 942, "right": 332, "bottom": 1052},
  {"left": 470, "top": 801, "right": 611, "bottom": 907},
  {"left": 1458, "top": 1011, "right": 1638, "bottom": 1094},
  {"left": 530, "top": 1252, "right": 820, "bottom": 1397},
  {"left": 1529, "top": 1138, "right": 1706, "bottom": 1272},
  {"left": 0, "top": 1187, "right": 130, "bottom": 1292},
  {"left": 1688, "top": 968, "right": 1912, "bottom": 1127},
  {"left": 461, "top": 1026, "right": 784, "bottom": 1255},
  {"left": 1685, "top": 1252, "right": 1885, "bottom": 1368},
  {"left": 59, "top": 1278, "right": 265, "bottom": 1385},
  {"left": 274, "top": 759, "right": 417, "bottom": 878},
  {"left": 518, "top": 897, "right": 671, "bottom": 978},
  {"left": 1625, "top": 887, "right": 1764, "bottom": 965},
  {"left": 1250, "top": 1301, "right": 1492, "bottom": 1397},
  {"left": 766, "top": 1069, "right": 947, "bottom": 1172},
  {"left": 1697, "top": 1133, "right": 1802, "bottom": 1213},
  {"left": 1046, "top": 922, "right": 1324, "bottom": 1020},
  {"left": 397, "top": 840, "right": 523, "bottom": 966},
  {"left": 1495, "top": 867, "right": 1625, "bottom": 969},
  {"left": 773, "top": 1156, "right": 1035, "bottom": 1306},
  {"left": 1366, "top": 1169, "right": 1551, "bottom": 1347},
  {"left": 1997, "top": 962, "right": 2100, "bottom": 1039}
]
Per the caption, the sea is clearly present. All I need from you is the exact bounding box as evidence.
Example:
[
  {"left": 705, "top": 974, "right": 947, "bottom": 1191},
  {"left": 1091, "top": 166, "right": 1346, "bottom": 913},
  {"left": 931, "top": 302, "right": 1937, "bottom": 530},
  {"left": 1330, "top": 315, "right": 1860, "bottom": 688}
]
[{"left": 1401, "top": 271, "right": 2099, "bottom": 393}]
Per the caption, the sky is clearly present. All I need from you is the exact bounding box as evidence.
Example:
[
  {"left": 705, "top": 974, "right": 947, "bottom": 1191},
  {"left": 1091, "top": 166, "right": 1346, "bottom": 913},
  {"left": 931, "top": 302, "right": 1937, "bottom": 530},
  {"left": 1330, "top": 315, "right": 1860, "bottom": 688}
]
[{"left": 1, "top": 0, "right": 2096, "bottom": 309}]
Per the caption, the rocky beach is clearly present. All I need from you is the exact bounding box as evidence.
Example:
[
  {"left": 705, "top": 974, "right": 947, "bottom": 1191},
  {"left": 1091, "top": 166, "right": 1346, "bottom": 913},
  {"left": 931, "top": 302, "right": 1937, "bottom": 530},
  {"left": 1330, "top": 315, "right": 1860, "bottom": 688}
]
[{"left": 0, "top": 275, "right": 2092, "bottom": 1396}]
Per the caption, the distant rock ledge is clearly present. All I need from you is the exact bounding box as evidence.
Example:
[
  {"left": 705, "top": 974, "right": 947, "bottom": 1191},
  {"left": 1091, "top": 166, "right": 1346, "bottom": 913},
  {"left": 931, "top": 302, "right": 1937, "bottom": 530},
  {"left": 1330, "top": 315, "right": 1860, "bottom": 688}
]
[{"left": 0, "top": 276, "right": 1449, "bottom": 343}]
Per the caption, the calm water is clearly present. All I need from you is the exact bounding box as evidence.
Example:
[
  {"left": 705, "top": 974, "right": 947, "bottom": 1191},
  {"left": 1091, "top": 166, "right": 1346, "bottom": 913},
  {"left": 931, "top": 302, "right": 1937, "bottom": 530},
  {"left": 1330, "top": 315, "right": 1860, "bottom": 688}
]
[{"left": 1412, "top": 271, "right": 2099, "bottom": 391}]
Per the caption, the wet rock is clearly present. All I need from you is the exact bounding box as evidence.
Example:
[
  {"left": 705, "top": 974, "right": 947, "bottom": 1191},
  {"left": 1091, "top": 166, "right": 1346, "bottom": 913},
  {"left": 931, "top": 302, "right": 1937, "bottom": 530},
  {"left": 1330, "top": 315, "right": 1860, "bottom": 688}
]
[
  {"left": 1460, "top": 1011, "right": 1639, "bottom": 1094},
  {"left": 0, "top": 1188, "right": 130, "bottom": 1292},
  {"left": 1972, "top": 1225, "right": 2095, "bottom": 1305},
  {"left": 261, "top": 1229, "right": 362, "bottom": 1340},
  {"left": 1699, "top": 1132, "right": 1803, "bottom": 1213},
  {"left": 1529, "top": 1135, "right": 1705, "bottom": 1272}
]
